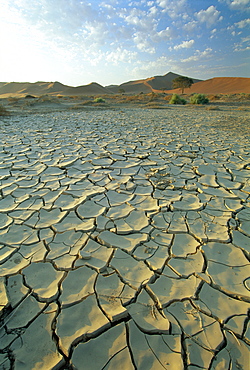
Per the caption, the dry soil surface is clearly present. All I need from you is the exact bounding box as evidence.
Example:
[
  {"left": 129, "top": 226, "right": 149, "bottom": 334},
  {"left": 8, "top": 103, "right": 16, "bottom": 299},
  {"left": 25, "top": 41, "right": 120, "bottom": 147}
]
[{"left": 0, "top": 107, "right": 249, "bottom": 369}]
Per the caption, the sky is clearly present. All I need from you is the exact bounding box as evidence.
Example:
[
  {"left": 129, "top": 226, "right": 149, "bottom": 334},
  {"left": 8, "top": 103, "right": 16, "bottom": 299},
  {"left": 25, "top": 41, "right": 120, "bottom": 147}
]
[{"left": 0, "top": 0, "right": 249, "bottom": 86}]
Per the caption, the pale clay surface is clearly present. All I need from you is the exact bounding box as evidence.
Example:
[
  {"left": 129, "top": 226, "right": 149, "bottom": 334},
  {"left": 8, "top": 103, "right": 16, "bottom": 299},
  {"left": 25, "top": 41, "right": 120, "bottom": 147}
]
[{"left": 0, "top": 108, "right": 249, "bottom": 369}]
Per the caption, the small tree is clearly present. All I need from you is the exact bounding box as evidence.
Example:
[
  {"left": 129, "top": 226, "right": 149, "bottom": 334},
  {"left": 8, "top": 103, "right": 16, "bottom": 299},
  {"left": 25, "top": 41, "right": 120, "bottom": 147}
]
[{"left": 172, "top": 76, "right": 193, "bottom": 94}]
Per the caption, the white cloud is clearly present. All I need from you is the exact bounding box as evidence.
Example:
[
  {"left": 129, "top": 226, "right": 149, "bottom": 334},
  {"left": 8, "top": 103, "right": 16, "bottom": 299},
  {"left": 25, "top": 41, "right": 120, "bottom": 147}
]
[
  {"left": 229, "top": 0, "right": 250, "bottom": 9},
  {"left": 241, "top": 35, "right": 250, "bottom": 42},
  {"left": 221, "top": 0, "right": 250, "bottom": 10},
  {"left": 105, "top": 48, "right": 138, "bottom": 65},
  {"left": 210, "top": 28, "right": 217, "bottom": 39},
  {"left": 123, "top": 9, "right": 147, "bottom": 28},
  {"left": 154, "top": 27, "right": 175, "bottom": 40},
  {"left": 183, "top": 20, "right": 198, "bottom": 32},
  {"left": 130, "top": 55, "right": 175, "bottom": 78},
  {"left": 234, "top": 46, "right": 250, "bottom": 51},
  {"left": 181, "top": 48, "right": 212, "bottom": 62},
  {"left": 172, "top": 39, "right": 195, "bottom": 50},
  {"left": 133, "top": 32, "right": 156, "bottom": 53},
  {"left": 195, "top": 6, "right": 223, "bottom": 27},
  {"left": 119, "top": 6, "right": 158, "bottom": 30},
  {"left": 149, "top": 6, "right": 158, "bottom": 15},
  {"left": 230, "top": 0, "right": 250, "bottom": 8},
  {"left": 156, "top": 0, "right": 188, "bottom": 18},
  {"left": 233, "top": 34, "right": 250, "bottom": 51},
  {"left": 1, "top": 0, "right": 249, "bottom": 85},
  {"left": 235, "top": 18, "right": 250, "bottom": 27}
]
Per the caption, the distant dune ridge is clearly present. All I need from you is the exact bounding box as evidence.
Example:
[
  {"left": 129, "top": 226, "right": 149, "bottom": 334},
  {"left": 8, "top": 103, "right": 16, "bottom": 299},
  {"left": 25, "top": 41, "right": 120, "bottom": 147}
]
[
  {"left": 0, "top": 81, "right": 111, "bottom": 98},
  {"left": 106, "top": 72, "right": 202, "bottom": 94},
  {"left": 0, "top": 72, "right": 249, "bottom": 97}
]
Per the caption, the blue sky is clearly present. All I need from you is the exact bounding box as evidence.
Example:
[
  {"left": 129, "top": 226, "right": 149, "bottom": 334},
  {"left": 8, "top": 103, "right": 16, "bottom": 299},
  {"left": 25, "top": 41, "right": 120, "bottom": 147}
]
[{"left": 0, "top": 0, "right": 249, "bottom": 86}]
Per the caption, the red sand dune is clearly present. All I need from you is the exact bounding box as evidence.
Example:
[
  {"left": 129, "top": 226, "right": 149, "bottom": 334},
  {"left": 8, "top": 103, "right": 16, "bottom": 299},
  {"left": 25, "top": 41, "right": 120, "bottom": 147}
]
[{"left": 163, "top": 77, "right": 250, "bottom": 95}]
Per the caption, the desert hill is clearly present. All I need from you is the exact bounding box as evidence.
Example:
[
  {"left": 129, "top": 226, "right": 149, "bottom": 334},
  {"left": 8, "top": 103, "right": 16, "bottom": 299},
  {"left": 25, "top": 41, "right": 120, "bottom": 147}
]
[
  {"left": 0, "top": 81, "right": 111, "bottom": 98},
  {"left": 166, "top": 77, "right": 250, "bottom": 94},
  {"left": 0, "top": 73, "right": 249, "bottom": 97},
  {"left": 64, "top": 82, "right": 111, "bottom": 95},
  {"left": 106, "top": 72, "right": 202, "bottom": 93}
]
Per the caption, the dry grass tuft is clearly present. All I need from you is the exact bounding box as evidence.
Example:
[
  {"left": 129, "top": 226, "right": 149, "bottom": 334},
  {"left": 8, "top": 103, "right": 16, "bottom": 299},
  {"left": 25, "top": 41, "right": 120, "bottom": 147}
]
[
  {"left": 164, "top": 95, "right": 172, "bottom": 102},
  {"left": 8, "top": 97, "right": 19, "bottom": 103},
  {"left": 0, "top": 104, "right": 10, "bottom": 115},
  {"left": 145, "top": 102, "right": 167, "bottom": 109},
  {"left": 205, "top": 105, "right": 220, "bottom": 110},
  {"left": 235, "top": 106, "right": 248, "bottom": 111},
  {"left": 70, "top": 101, "right": 93, "bottom": 109},
  {"left": 207, "top": 94, "right": 221, "bottom": 101},
  {"left": 37, "top": 95, "right": 59, "bottom": 103}
]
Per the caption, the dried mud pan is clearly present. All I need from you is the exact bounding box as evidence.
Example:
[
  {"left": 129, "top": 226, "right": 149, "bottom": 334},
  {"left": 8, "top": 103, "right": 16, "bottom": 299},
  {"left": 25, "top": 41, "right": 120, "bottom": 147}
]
[{"left": 0, "top": 108, "right": 249, "bottom": 369}]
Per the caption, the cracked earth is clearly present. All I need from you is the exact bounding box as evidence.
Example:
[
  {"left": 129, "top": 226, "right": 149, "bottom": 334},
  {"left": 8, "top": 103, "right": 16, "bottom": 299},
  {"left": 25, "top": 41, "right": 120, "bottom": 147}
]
[{"left": 0, "top": 108, "right": 249, "bottom": 369}]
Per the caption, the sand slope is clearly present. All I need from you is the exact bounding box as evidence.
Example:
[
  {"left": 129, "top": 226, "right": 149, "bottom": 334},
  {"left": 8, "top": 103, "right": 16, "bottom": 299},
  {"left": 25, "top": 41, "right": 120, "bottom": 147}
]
[
  {"left": 106, "top": 72, "right": 201, "bottom": 93},
  {"left": 166, "top": 77, "right": 250, "bottom": 94},
  {"left": 0, "top": 81, "right": 112, "bottom": 97}
]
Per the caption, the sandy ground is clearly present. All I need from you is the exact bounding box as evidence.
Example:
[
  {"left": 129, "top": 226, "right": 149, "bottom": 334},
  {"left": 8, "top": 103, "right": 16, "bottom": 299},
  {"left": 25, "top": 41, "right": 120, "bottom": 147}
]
[{"left": 0, "top": 104, "right": 249, "bottom": 369}]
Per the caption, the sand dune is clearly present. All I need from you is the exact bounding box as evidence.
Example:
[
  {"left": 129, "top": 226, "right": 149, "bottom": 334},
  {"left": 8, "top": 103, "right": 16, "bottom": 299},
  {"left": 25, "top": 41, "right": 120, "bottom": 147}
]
[
  {"left": 106, "top": 72, "right": 201, "bottom": 93},
  {"left": 0, "top": 81, "right": 112, "bottom": 98},
  {"left": 64, "top": 82, "right": 112, "bottom": 95},
  {"left": 0, "top": 74, "right": 249, "bottom": 97},
  {"left": 110, "top": 80, "right": 153, "bottom": 94},
  {"left": 165, "top": 77, "right": 250, "bottom": 94}
]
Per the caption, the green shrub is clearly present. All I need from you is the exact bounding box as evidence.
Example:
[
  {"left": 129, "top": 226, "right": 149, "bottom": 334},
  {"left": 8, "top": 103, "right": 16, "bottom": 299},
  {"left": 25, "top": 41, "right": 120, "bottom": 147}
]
[
  {"left": 93, "top": 97, "right": 105, "bottom": 103},
  {"left": 169, "top": 94, "right": 186, "bottom": 105},
  {"left": 190, "top": 94, "right": 209, "bottom": 104}
]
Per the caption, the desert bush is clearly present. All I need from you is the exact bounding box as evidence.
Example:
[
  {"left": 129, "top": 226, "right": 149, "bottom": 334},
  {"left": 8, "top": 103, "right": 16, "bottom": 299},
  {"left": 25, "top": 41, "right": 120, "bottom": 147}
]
[
  {"left": 0, "top": 104, "right": 9, "bottom": 115},
  {"left": 8, "top": 97, "right": 19, "bottom": 103},
  {"left": 239, "top": 93, "right": 250, "bottom": 101},
  {"left": 24, "top": 101, "right": 35, "bottom": 107},
  {"left": 38, "top": 95, "right": 54, "bottom": 102},
  {"left": 169, "top": 94, "right": 186, "bottom": 105},
  {"left": 93, "top": 97, "right": 105, "bottom": 103},
  {"left": 207, "top": 94, "right": 221, "bottom": 101},
  {"left": 164, "top": 95, "right": 172, "bottom": 101},
  {"left": 148, "top": 92, "right": 159, "bottom": 102},
  {"left": 117, "top": 95, "right": 141, "bottom": 103},
  {"left": 190, "top": 94, "right": 209, "bottom": 104}
]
